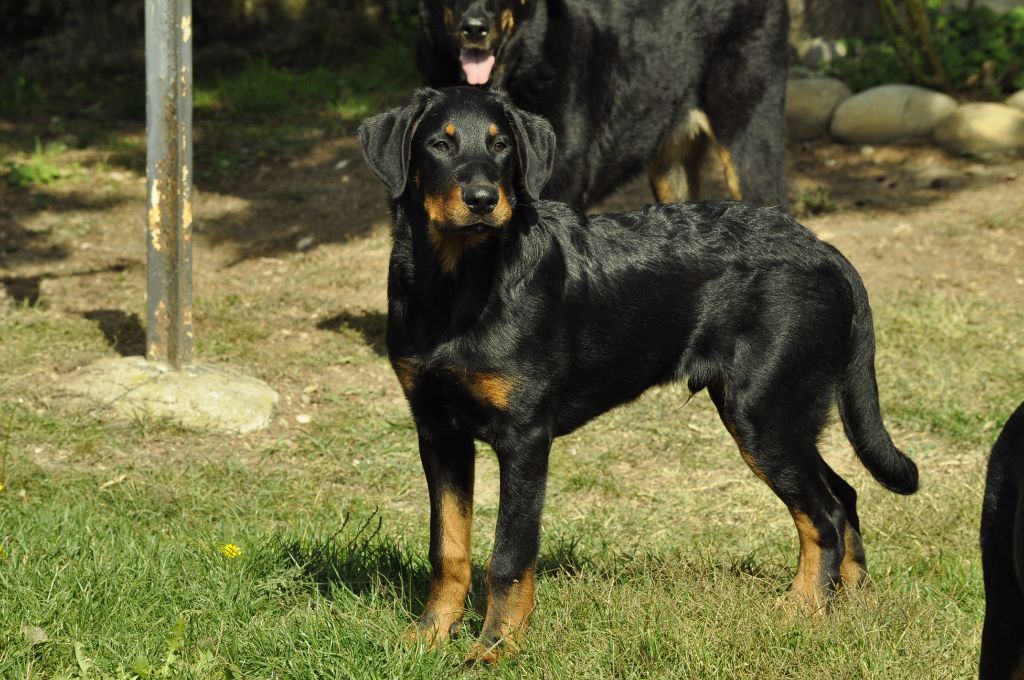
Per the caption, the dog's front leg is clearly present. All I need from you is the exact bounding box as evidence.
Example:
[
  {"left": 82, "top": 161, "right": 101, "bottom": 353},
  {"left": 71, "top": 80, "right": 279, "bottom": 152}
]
[
  {"left": 467, "top": 426, "right": 551, "bottom": 665},
  {"left": 406, "top": 426, "right": 476, "bottom": 646}
]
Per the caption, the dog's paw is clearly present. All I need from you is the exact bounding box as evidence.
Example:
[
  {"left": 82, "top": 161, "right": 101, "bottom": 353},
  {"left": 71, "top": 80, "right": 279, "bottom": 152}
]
[
  {"left": 402, "top": 617, "right": 463, "bottom": 649},
  {"left": 464, "top": 638, "right": 507, "bottom": 666}
]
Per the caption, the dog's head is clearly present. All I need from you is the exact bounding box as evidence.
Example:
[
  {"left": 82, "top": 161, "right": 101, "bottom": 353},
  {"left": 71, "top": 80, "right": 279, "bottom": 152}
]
[
  {"left": 358, "top": 87, "right": 555, "bottom": 236},
  {"left": 426, "top": 0, "right": 532, "bottom": 85}
]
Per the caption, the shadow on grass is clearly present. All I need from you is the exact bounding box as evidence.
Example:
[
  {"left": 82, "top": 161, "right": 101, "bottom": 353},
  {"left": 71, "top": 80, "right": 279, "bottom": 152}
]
[
  {"left": 82, "top": 309, "right": 146, "bottom": 356},
  {"left": 1, "top": 261, "right": 134, "bottom": 306},
  {"left": 317, "top": 309, "right": 387, "bottom": 356},
  {"left": 275, "top": 514, "right": 597, "bottom": 618}
]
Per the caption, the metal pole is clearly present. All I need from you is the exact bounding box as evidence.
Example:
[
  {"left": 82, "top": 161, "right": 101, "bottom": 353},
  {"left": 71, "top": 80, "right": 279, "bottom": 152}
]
[{"left": 145, "top": 0, "right": 193, "bottom": 368}]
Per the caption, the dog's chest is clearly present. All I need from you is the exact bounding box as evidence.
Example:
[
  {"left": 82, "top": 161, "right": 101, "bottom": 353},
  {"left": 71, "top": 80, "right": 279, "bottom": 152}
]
[{"left": 392, "top": 356, "right": 517, "bottom": 416}]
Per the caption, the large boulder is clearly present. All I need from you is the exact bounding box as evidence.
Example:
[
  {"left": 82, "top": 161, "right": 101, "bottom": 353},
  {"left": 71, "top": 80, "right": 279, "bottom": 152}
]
[
  {"left": 1007, "top": 90, "right": 1024, "bottom": 112},
  {"left": 786, "top": 77, "right": 852, "bottom": 141},
  {"left": 830, "top": 85, "right": 958, "bottom": 144},
  {"left": 934, "top": 103, "right": 1024, "bottom": 156}
]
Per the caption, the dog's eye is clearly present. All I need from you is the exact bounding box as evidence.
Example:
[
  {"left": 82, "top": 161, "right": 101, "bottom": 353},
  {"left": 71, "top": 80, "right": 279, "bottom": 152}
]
[
  {"left": 493, "top": 140, "right": 509, "bottom": 153},
  {"left": 433, "top": 140, "right": 451, "bottom": 153}
]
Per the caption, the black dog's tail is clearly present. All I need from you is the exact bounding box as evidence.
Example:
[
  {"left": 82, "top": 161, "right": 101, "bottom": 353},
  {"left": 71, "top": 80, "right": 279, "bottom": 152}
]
[{"left": 835, "top": 256, "right": 919, "bottom": 495}]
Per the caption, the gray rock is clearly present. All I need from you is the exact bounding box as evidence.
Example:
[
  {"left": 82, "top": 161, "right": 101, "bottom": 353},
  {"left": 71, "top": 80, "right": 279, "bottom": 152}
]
[
  {"left": 830, "top": 84, "right": 958, "bottom": 144},
  {"left": 60, "top": 356, "right": 279, "bottom": 434},
  {"left": 799, "top": 37, "right": 848, "bottom": 70},
  {"left": 1006, "top": 90, "right": 1024, "bottom": 112},
  {"left": 786, "top": 77, "right": 853, "bottom": 141},
  {"left": 934, "top": 103, "right": 1024, "bottom": 156}
]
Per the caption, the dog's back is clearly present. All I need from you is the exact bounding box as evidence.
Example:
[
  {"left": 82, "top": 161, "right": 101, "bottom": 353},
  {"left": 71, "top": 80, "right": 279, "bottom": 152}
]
[{"left": 981, "top": 401, "right": 1024, "bottom": 679}]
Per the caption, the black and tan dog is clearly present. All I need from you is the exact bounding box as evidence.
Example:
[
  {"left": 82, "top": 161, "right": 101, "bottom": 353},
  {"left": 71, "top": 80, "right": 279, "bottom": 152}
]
[
  {"left": 980, "top": 401, "right": 1024, "bottom": 679},
  {"left": 357, "top": 87, "right": 918, "bottom": 664},
  {"left": 417, "top": 0, "right": 790, "bottom": 211}
]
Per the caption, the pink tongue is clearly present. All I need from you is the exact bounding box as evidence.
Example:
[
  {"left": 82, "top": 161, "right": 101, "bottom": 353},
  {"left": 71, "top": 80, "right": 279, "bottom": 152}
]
[{"left": 461, "top": 51, "right": 495, "bottom": 85}]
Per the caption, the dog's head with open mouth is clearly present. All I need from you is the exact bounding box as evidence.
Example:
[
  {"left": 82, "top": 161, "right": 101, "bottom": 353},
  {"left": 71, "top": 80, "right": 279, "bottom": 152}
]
[{"left": 422, "top": 0, "right": 532, "bottom": 86}]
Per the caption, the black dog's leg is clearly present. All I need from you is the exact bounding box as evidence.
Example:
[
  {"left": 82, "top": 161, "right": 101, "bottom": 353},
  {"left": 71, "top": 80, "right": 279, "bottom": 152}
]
[
  {"left": 466, "top": 426, "right": 551, "bottom": 665},
  {"left": 710, "top": 383, "right": 848, "bottom": 612},
  {"left": 648, "top": 116, "right": 707, "bottom": 203},
  {"left": 821, "top": 460, "right": 867, "bottom": 589},
  {"left": 702, "top": 27, "right": 788, "bottom": 208},
  {"left": 406, "top": 427, "right": 476, "bottom": 645}
]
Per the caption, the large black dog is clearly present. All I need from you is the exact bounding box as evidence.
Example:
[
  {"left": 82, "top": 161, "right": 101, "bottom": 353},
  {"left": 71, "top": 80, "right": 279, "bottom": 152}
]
[
  {"left": 358, "top": 87, "right": 917, "bottom": 663},
  {"left": 417, "top": 0, "right": 790, "bottom": 211},
  {"left": 980, "top": 401, "right": 1024, "bottom": 679}
]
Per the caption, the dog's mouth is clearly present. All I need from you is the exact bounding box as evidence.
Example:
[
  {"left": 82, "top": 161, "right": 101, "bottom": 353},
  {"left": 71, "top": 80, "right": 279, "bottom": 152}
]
[
  {"left": 460, "top": 48, "right": 497, "bottom": 86},
  {"left": 431, "top": 220, "right": 506, "bottom": 235}
]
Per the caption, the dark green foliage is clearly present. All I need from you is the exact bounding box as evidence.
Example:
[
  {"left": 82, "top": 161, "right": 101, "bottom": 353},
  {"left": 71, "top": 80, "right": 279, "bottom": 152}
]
[{"left": 828, "top": 2, "right": 1024, "bottom": 95}]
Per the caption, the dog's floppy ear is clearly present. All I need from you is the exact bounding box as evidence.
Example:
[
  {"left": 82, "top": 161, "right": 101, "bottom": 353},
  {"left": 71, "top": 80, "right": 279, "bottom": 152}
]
[
  {"left": 358, "top": 89, "right": 438, "bottom": 199},
  {"left": 504, "top": 103, "right": 556, "bottom": 202}
]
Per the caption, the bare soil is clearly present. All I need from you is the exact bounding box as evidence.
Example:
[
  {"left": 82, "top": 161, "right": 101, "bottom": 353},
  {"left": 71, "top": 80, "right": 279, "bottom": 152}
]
[{"left": 2, "top": 128, "right": 1022, "bottom": 425}]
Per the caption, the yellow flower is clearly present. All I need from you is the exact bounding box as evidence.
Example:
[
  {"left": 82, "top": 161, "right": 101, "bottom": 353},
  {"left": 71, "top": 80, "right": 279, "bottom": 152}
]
[
  {"left": 219, "top": 543, "right": 242, "bottom": 559},
  {"left": 0, "top": 483, "right": 5, "bottom": 493}
]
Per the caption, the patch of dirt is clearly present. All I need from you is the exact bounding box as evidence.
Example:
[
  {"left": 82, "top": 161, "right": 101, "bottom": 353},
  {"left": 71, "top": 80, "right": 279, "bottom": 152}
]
[{"left": 3, "top": 124, "right": 1023, "bottom": 417}]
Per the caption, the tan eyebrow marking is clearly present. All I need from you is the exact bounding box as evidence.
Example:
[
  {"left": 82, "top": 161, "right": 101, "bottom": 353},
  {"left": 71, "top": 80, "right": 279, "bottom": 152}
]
[
  {"left": 489, "top": 123, "right": 498, "bottom": 137},
  {"left": 445, "top": 123, "right": 457, "bottom": 137}
]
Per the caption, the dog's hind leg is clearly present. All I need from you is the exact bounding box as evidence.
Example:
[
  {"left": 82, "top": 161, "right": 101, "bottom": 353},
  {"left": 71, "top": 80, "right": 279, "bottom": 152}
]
[
  {"left": 709, "top": 382, "right": 851, "bottom": 613},
  {"left": 701, "top": 9, "right": 789, "bottom": 208},
  {"left": 405, "top": 427, "right": 476, "bottom": 647},
  {"left": 648, "top": 110, "right": 708, "bottom": 203},
  {"left": 822, "top": 461, "right": 867, "bottom": 588}
]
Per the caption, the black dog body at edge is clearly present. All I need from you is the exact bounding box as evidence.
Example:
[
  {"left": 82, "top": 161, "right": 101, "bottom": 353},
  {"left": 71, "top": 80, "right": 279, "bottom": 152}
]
[
  {"left": 358, "top": 87, "right": 918, "bottom": 664},
  {"left": 980, "top": 402, "right": 1024, "bottom": 680},
  {"left": 417, "top": 0, "right": 790, "bottom": 211}
]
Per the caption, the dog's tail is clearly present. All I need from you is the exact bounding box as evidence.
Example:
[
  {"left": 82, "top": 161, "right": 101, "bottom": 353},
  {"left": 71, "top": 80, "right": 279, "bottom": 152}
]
[{"left": 835, "top": 254, "right": 919, "bottom": 495}]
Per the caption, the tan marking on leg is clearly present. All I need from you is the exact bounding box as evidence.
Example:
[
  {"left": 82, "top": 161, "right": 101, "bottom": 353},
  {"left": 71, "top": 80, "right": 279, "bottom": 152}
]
[
  {"left": 1012, "top": 659, "right": 1024, "bottom": 680},
  {"left": 466, "top": 563, "right": 536, "bottom": 665},
  {"left": 406, "top": 488, "right": 473, "bottom": 647},
  {"left": 392, "top": 358, "right": 419, "bottom": 394},
  {"left": 694, "top": 110, "right": 743, "bottom": 201},
  {"left": 839, "top": 524, "right": 866, "bottom": 588},
  {"left": 721, "top": 417, "right": 769, "bottom": 483},
  {"left": 445, "top": 123, "right": 457, "bottom": 137},
  {"left": 444, "top": 7, "right": 454, "bottom": 31},
  {"left": 648, "top": 109, "right": 709, "bottom": 203},
  {"left": 713, "top": 144, "right": 743, "bottom": 200},
  {"left": 488, "top": 123, "right": 499, "bottom": 137},
  {"left": 790, "top": 510, "right": 826, "bottom": 614},
  {"left": 462, "top": 371, "right": 516, "bottom": 410},
  {"left": 500, "top": 8, "right": 515, "bottom": 33}
]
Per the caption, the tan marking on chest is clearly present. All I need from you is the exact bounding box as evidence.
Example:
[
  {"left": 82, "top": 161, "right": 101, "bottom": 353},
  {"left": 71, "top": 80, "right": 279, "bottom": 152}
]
[
  {"left": 461, "top": 371, "right": 516, "bottom": 410},
  {"left": 393, "top": 358, "right": 420, "bottom": 393}
]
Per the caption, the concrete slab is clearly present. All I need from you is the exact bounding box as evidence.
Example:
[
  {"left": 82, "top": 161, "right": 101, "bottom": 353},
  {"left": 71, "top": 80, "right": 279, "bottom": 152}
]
[{"left": 60, "top": 356, "right": 279, "bottom": 434}]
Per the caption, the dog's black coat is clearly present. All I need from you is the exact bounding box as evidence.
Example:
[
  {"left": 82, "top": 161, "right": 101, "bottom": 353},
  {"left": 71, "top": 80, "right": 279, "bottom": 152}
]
[
  {"left": 358, "top": 87, "right": 917, "bottom": 661},
  {"left": 417, "top": 0, "right": 790, "bottom": 211},
  {"left": 980, "top": 402, "right": 1024, "bottom": 679}
]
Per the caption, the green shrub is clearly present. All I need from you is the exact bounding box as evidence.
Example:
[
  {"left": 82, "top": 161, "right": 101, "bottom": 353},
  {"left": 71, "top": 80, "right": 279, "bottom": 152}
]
[{"left": 828, "top": 2, "right": 1024, "bottom": 95}]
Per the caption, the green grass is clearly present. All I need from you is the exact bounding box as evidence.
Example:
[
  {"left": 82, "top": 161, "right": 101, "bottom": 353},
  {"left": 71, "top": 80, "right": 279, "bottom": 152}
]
[
  {"left": 194, "top": 38, "right": 416, "bottom": 122},
  {"left": 0, "top": 275, "right": 1014, "bottom": 677},
  {"left": 4, "top": 138, "right": 76, "bottom": 188}
]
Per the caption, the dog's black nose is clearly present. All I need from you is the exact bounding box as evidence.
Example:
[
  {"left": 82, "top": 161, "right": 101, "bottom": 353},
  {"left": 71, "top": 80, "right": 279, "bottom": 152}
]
[
  {"left": 461, "top": 18, "right": 489, "bottom": 41},
  {"left": 463, "top": 185, "right": 499, "bottom": 215}
]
